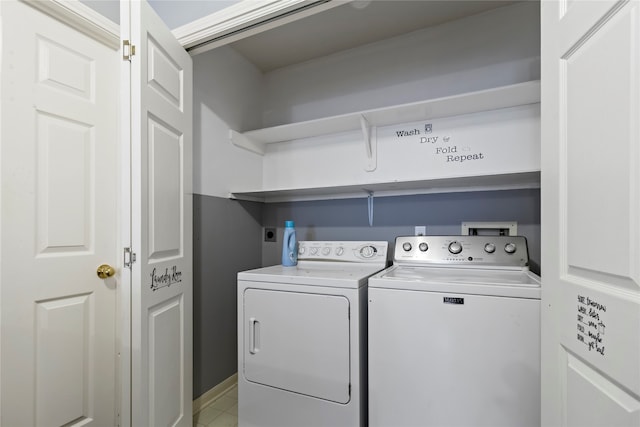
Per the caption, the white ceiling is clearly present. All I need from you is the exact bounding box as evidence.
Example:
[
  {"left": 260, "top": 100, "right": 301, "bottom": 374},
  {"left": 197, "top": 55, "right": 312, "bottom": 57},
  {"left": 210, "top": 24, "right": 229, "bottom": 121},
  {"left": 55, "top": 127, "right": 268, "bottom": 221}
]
[{"left": 229, "top": 0, "right": 518, "bottom": 73}]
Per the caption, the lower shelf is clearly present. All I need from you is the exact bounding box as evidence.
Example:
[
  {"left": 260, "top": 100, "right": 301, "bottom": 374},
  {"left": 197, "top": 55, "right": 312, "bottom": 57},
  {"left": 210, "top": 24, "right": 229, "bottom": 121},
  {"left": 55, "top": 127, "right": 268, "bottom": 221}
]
[{"left": 229, "top": 171, "right": 540, "bottom": 203}]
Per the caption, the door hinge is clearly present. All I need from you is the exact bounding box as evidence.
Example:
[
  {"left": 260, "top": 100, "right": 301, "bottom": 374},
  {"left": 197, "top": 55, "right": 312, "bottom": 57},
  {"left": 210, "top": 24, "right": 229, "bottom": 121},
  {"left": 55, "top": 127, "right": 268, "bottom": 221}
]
[
  {"left": 124, "top": 247, "right": 136, "bottom": 269},
  {"left": 122, "top": 39, "right": 135, "bottom": 61}
]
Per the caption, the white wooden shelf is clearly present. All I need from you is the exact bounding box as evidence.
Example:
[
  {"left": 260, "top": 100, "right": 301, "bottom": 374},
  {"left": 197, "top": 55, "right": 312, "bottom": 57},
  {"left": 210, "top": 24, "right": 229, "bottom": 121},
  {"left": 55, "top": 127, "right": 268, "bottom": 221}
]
[
  {"left": 229, "top": 80, "right": 541, "bottom": 155},
  {"left": 230, "top": 172, "right": 541, "bottom": 203}
]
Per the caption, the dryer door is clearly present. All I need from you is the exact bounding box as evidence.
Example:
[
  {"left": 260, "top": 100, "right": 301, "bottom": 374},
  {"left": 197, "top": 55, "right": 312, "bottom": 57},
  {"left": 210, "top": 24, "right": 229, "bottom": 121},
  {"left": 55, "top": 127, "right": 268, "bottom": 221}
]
[{"left": 243, "top": 288, "right": 351, "bottom": 403}]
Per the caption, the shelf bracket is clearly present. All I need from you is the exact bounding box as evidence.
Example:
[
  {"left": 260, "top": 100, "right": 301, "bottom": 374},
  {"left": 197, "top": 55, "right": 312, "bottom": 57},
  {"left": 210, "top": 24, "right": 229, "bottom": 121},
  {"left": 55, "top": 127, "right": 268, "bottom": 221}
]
[
  {"left": 229, "top": 129, "right": 265, "bottom": 155},
  {"left": 360, "top": 115, "right": 376, "bottom": 172},
  {"left": 367, "top": 191, "right": 374, "bottom": 226}
]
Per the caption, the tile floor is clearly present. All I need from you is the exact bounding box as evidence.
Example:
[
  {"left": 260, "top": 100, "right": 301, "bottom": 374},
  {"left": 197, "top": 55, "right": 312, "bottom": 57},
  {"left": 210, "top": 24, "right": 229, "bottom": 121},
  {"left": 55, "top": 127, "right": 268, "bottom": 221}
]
[{"left": 194, "top": 384, "right": 238, "bottom": 427}]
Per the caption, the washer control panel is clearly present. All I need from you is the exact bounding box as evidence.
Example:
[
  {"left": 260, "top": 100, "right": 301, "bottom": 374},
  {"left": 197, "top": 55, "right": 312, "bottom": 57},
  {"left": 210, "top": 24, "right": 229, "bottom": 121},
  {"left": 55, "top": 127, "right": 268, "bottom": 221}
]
[
  {"left": 394, "top": 235, "right": 530, "bottom": 267},
  {"left": 298, "top": 241, "right": 388, "bottom": 263}
]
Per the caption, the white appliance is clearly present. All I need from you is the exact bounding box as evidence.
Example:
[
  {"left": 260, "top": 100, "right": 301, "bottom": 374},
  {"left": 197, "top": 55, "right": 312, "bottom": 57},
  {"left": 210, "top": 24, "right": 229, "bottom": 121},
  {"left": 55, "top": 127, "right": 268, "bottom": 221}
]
[
  {"left": 368, "top": 235, "right": 541, "bottom": 427},
  {"left": 237, "top": 240, "right": 389, "bottom": 427}
]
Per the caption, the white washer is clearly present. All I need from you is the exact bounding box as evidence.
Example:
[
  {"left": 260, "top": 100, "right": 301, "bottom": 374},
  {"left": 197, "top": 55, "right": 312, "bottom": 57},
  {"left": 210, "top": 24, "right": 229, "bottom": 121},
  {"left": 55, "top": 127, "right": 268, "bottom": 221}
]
[
  {"left": 237, "top": 241, "right": 388, "bottom": 427},
  {"left": 368, "top": 235, "right": 541, "bottom": 427}
]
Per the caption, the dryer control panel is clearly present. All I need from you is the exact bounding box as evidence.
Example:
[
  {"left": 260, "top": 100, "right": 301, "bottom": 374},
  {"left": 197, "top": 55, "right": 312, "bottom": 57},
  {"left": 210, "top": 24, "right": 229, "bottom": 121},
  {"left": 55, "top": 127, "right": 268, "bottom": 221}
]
[
  {"left": 298, "top": 241, "right": 388, "bottom": 263},
  {"left": 394, "top": 235, "right": 530, "bottom": 267}
]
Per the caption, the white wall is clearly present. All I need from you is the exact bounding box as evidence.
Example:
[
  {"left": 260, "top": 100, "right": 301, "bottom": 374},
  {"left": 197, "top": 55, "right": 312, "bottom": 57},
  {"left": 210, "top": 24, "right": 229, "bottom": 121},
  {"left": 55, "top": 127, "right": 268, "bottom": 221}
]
[
  {"left": 260, "top": 2, "right": 541, "bottom": 192},
  {"left": 262, "top": 105, "right": 540, "bottom": 192},
  {"left": 80, "top": 0, "right": 119, "bottom": 23},
  {"left": 261, "top": 2, "right": 540, "bottom": 126},
  {"left": 193, "top": 46, "right": 264, "bottom": 197},
  {"left": 80, "top": 0, "right": 243, "bottom": 28},
  {"left": 196, "top": 1, "right": 540, "bottom": 197},
  {"left": 150, "top": 1, "right": 241, "bottom": 29}
]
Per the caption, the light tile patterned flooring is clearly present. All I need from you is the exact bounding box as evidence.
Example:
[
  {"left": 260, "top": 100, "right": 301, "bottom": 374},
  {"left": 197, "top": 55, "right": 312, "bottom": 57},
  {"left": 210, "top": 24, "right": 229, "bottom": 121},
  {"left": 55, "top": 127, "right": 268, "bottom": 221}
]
[{"left": 194, "top": 385, "right": 238, "bottom": 427}]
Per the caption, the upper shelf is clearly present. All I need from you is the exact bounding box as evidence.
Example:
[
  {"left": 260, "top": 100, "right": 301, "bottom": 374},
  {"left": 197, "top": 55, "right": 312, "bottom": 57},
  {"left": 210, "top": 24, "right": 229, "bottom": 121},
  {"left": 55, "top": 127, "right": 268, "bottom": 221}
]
[{"left": 229, "top": 80, "right": 541, "bottom": 155}]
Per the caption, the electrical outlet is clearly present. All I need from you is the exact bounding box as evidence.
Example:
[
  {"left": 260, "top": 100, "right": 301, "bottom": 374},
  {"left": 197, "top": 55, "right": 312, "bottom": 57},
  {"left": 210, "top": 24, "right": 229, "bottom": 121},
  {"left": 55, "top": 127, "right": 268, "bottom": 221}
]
[
  {"left": 264, "top": 227, "right": 276, "bottom": 242},
  {"left": 414, "top": 226, "right": 426, "bottom": 236}
]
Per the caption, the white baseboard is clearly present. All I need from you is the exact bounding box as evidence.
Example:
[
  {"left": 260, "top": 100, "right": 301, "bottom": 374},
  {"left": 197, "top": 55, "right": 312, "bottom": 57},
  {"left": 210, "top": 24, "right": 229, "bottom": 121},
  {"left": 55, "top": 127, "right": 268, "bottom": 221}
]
[{"left": 193, "top": 373, "right": 238, "bottom": 414}]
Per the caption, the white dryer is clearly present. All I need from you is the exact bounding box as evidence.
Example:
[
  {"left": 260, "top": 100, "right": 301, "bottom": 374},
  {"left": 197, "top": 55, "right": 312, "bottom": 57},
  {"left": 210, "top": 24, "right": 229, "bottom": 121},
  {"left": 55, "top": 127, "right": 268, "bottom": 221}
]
[
  {"left": 368, "top": 235, "right": 541, "bottom": 427},
  {"left": 237, "top": 241, "right": 388, "bottom": 427}
]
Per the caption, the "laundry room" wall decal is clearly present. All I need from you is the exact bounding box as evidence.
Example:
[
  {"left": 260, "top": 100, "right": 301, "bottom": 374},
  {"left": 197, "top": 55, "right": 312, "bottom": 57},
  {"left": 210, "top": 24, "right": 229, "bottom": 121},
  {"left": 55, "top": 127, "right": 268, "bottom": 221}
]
[{"left": 150, "top": 265, "right": 183, "bottom": 291}]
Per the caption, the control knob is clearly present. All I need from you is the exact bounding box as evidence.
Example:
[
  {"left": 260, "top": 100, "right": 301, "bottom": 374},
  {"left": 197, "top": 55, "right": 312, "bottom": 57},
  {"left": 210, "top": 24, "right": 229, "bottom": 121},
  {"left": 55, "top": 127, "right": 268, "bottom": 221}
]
[
  {"left": 322, "top": 247, "right": 331, "bottom": 256},
  {"left": 335, "top": 247, "right": 344, "bottom": 256},
  {"left": 360, "top": 245, "right": 377, "bottom": 258},
  {"left": 310, "top": 247, "right": 318, "bottom": 255},
  {"left": 402, "top": 242, "right": 412, "bottom": 252},
  {"left": 419, "top": 242, "right": 428, "bottom": 252},
  {"left": 504, "top": 243, "right": 517, "bottom": 254},
  {"left": 298, "top": 247, "right": 306, "bottom": 256},
  {"left": 484, "top": 243, "right": 496, "bottom": 254},
  {"left": 448, "top": 241, "right": 463, "bottom": 254}
]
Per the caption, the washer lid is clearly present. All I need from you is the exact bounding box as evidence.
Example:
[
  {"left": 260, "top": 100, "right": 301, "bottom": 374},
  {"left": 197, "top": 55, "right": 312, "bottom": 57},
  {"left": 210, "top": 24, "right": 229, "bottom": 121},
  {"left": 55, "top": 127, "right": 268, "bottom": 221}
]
[{"left": 369, "top": 265, "right": 541, "bottom": 299}]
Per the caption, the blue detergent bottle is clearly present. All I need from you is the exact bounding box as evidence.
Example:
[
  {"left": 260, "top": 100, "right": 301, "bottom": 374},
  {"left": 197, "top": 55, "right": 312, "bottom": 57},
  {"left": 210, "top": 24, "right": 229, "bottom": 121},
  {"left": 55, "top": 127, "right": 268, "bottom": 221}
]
[{"left": 282, "top": 220, "right": 298, "bottom": 266}]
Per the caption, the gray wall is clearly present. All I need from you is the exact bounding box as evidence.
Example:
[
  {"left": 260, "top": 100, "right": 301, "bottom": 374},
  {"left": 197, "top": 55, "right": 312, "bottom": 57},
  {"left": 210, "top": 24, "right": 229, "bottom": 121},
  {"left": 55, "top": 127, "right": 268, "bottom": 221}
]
[
  {"left": 193, "top": 195, "right": 262, "bottom": 398},
  {"left": 262, "top": 189, "right": 541, "bottom": 275}
]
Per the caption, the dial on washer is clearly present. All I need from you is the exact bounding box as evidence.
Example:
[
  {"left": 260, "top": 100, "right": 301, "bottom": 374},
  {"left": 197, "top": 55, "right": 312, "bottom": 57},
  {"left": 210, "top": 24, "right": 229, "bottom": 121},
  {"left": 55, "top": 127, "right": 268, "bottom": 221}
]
[
  {"left": 504, "top": 243, "right": 517, "bottom": 254},
  {"left": 448, "top": 241, "right": 463, "bottom": 254}
]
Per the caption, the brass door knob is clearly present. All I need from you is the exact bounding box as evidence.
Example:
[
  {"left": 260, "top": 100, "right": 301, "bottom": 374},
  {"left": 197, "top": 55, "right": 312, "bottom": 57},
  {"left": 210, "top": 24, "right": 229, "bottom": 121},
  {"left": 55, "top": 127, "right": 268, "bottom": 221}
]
[{"left": 96, "top": 264, "right": 116, "bottom": 279}]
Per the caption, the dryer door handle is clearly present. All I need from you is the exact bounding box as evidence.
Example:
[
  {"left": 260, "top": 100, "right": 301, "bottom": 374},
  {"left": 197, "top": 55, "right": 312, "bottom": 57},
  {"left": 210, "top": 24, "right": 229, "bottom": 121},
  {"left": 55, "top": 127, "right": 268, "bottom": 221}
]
[{"left": 249, "top": 317, "right": 260, "bottom": 354}]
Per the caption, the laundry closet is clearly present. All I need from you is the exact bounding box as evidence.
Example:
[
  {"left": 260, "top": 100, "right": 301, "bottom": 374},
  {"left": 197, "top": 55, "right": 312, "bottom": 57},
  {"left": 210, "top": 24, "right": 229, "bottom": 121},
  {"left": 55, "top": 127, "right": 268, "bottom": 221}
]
[
  {"left": 3, "top": 1, "right": 637, "bottom": 426},
  {"left": 190, "top": 0, "right": 542, "bottom": 401}
]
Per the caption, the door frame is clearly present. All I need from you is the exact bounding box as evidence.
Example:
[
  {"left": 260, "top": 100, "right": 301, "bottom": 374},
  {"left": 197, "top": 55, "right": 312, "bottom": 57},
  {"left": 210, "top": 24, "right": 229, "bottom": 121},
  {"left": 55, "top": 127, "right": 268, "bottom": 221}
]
[
  {"left": 172, "top": 0, "right": 344, "bottom": 55},
  {"left": 15, "top": 1, "right": 133, "bottom": 424}
]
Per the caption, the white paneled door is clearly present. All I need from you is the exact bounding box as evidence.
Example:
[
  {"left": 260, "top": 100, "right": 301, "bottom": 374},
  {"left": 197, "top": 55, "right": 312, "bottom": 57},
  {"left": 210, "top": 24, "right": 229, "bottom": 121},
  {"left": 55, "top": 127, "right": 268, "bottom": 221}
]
[
  {"left": 541, "top": 0, "right": 640, "bottom": 425},
  {"left": 122, "top": 1, "right": 193, "bottom": 425},
  {"left": 1, "top": 1, "right": 119, "bottom": 426}
]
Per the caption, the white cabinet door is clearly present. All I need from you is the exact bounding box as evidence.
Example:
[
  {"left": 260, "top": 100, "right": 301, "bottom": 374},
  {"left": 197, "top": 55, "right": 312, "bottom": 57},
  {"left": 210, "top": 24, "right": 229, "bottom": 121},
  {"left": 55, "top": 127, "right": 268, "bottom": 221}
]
[
  {"left": 243, "top": 288, "right": 351, "bottom": 403},
  {"left": 121, "top": 1, "right": 193, "bottom": 425},
  {"left": 1, "top": 1, "right": 119, "bottom": 426},
  {"left": 541, "top": 1, "right": 640, "bottom": 425}
]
